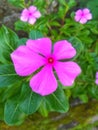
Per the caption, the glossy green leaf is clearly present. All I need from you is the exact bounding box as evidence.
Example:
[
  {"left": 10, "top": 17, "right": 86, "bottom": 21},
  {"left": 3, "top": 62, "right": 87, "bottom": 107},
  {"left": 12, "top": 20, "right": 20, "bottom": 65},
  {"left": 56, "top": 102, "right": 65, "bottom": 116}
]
[
  {"left": 0, "top": 64, "right": 22, "bottom": 87},
  {"left": 42, "top": 86, "right": 69, "bottom": 113},
  {"left": 0, "top": 26, "right": 19, "bottom": 63},
  {"left": 69, "top": 37, "right": 84, "bottom": 59},
  {"left": 87, "top": 0, "right": 98, "bottom": 19},
  {"left": 88, "top": 86, "right": 98, "bottom": 100},
  {"left": 18, "top": 38, "right": 27, "bottom": 46},
  {"left": 87, "top": 21, "right": 98, "bottom": 34},
  {"left": 19, "top": 83, "right": 42, "bottom": 114},
  {"left": 4, "top": 98, "right": 26, "bottom": 125},
  {"left": 15, "top": 20, "right": 30, "bottom": 32},
  {"left": 29, "top": 30, "right": 43, "bottom": 39},
  {"left": 2, "top": 83, "right": 22, "bottom": 102}
]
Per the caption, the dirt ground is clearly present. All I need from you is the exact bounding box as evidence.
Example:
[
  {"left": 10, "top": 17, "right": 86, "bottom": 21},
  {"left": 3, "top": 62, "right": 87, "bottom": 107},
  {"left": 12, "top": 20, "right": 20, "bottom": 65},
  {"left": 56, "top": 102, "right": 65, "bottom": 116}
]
[{"left": 0, "top": 0, "right": 20, "bottom": 29}]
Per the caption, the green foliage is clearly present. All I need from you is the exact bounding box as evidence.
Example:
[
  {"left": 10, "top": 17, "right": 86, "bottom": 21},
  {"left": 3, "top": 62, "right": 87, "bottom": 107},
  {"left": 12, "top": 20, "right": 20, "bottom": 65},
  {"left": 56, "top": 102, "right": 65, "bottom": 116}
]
[
  {"left": 87, "top": 0, "right": 98, "bottom": 19},
  {"left": 69, "top": 36, "right": 84, "bottom": 59},
  {"left": 19, "top": 83, "right": 42, "bottom": 114},
  {"left": 79, "top": 0, "right": 98, "bottom": 19},
  {"left": 43, "top": 86, "right": 69, "bottom": 113},
  {"left": 0, "top": 64, "right": 22, "bottom": 87},
  {"left": 0, "top": 103, "right": 4, "bottom": 120},
  {"left": 0, "top": 26, "right": 19, "bottom": 63},
  {"left": 29, "top": 30, "right": 43, "bottom": 39},
  {"left": 4, "top": 98, "right": 26, "bottom": 125},
  {"left": 39, "top": 86, "right": 69, "bottom": 116},
  {"left": 17, "top": 38, "right": 27, "bottom": 46},
  {"left": 15, "top": 20, "right": 30, "bottom": 32},
  {"left": 0, "top": 0, "right": 98, "bottom": 126},
  {"left": 8, "top": 0, "right": 25, "bottom": 8},
  {"left": 0, "top": 26, "right": 70, "bottom": 125}
]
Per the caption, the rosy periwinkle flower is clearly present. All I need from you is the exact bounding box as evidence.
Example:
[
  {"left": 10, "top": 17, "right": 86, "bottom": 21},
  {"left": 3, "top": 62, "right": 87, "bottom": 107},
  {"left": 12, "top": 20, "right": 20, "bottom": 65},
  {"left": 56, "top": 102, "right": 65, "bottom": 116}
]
[
  {"left": 11, "top": 38, "right": 81, "bottom": 96},
  {"left": 74, "top": 8, "right": 92, "bottom": 24},
  {"left": 95, "top": 72, "right": 98, "bottom": 85},
  {"left": 20, "top": 6, "right": 41, "bottom": 24}
]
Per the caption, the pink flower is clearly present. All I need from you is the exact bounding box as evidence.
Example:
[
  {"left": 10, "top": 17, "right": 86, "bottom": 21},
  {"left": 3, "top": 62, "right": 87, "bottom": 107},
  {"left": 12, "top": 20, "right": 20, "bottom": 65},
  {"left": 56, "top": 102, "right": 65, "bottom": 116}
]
[
  {"left": 20, "top": 6, "right": 41, "bottom": 24},
  {"left": 74, "top": 8, "right": 92, "bottom": 24},
  {"left": 11, "top": 38, "right": 81, "bottom": 96},
  {"left": 95, "top": 72, "right": 98, "bottom": 85}
]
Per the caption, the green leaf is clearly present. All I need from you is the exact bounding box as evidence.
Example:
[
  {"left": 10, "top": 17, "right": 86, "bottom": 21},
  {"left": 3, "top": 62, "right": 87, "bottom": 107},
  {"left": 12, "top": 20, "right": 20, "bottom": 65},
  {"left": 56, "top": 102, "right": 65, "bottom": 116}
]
[
  {"left": 29, "top": 30, "right": 43, "bottom": 39},
  {"left": 18, "top": 38, "right": 27, "bottom": 46},
  {"left": 79, "top": 94, "right": 88, "bottom": 103},
  {"left": 19, "top": 83, "right": 42, "bottom": 114},
  {"left": 38, "top": 101, "right": 49, "bottom": 117},
  {"left": 4, "top": 98, "right": 26, "bottom": 125},
  {"left": 58, "top": 0, "right": 67, "bottom": 6},
  {"left": 87, "top": 0, "right": 98, "bottom": 19},
  {"left": 0, "top": 64, "right": 22, "bottom": 87},
  {"left": 87, "top": 21, "right": 98, "bottom": 34},
  {"left": 0, "top": 25, "right": 19, "bottom": 63},
  {"left": 8, "top": 0, "right": 25, "bottom": 8},
  {"left": 15, "top": 20, "right": 30, "bottom": 32},
  {"left": 0, "top": 103, "right": 4, "bottom": 120},
  {"left": 42, "top": 86, "right": 69, "bottom": 113},
  {"left": 95, "top": 41, "right": 98, "bottom": 55},
  {"left": 68, "top": 0, "right": 76, "bottom": 8},
  {"left": 69, "top": 37, "right": 84, "bottom": 59},
  {"left": 88, "top": 86, "right": 98, "bottom": 100},
  {"left": 79, "top": 0, "right": 89, "bottom": 7},
  {"left": 2, "top": 83, "right": 22, "bottom": 102}
]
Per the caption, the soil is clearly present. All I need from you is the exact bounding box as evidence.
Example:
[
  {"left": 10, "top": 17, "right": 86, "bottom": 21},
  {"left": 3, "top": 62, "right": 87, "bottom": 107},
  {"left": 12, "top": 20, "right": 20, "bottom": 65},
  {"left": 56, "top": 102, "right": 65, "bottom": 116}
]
[{"left": 0, "top": 0, "right": 20, "bottom": 29}]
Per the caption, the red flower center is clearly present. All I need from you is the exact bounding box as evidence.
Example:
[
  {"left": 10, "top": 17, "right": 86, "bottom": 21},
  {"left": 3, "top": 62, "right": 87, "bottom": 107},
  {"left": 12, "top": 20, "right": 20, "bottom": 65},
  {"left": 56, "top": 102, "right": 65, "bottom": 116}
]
[
  {"left": 81, "top": 12, "right": 84, "bottom": 17},
  {"left": 48, "top": 57, "right": 54, "bottom": 64},
  {"left": 29, "top": 12, "right": 32, "bottom": 16}
]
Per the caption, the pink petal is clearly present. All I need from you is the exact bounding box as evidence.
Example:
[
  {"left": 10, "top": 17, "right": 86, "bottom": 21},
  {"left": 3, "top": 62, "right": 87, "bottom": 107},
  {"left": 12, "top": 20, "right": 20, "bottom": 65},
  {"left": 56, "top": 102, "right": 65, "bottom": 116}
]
[
  {"left": 30, "top": 65, "right": 57, "bottom": 96},
  {"left": 28, "top": 6, "right": 37, "bottom": 12},
  {"left": 53, "top": 40, "right": 76, "bottom": 60},
  {"left": 83, "top": 8, "right": 90, "bottom": 14},
  {"left": 75, "top": 9, "right": 82, "bottom": 16},
  {"left": 10, "top": 45, "right": 45, "bottom": 76},
  {"left": 28, "top": 17, "right": 36, "bottom": 24},
  {"left": 54, "top": 61, "right": 81, "bottom": 86},
  {"left": 85, "top": 13, "right": 92, "bottom": 20},
  {"left": 26, "top": 38, "right": 52, "bottom": 57},
  {"left": 33, "top": 10, "right": 41, "bottom": 18},
  {"left": 74, "top": 15, "right": 81, "bottom": 22},
  {"left": 96, "top": 72, "right": 98, "bottom": 79},
  {"left": 79, "top": 17, "right": 87, "bottom": 24},
  {"left": 20, "top": 9, "right": 29, "bottom": 22},
  {"left": 95, "top": 79, "right": 98, "bottom": 85}
]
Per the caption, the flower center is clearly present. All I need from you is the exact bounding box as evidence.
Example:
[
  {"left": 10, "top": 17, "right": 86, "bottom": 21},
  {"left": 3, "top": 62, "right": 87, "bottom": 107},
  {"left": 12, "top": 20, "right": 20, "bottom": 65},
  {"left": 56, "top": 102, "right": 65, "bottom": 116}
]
[
  {"left": 81, "top": 12, "right": 84, "bottom": 17},
  {"left": 29, "top": 12, "right": 32, "bottom": 16},
  {"left": 48, "top": 57, "right": 54, "bottom": 64}
]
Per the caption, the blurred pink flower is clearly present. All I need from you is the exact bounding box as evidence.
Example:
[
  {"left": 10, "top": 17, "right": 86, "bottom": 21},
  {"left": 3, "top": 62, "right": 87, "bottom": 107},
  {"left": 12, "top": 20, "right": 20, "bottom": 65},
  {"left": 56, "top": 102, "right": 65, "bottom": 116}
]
[
  {"left": 11, "top": 38, "right": 81, "bottom": 96},
  {"left": 95, "top": 72, "right": 98, "bottom": 85},
  {"left": 74, "top": 8, "right": 92, "bottom": 24},
  {"left": 20, "top": 6, "right": 41, "bottom": 24}
]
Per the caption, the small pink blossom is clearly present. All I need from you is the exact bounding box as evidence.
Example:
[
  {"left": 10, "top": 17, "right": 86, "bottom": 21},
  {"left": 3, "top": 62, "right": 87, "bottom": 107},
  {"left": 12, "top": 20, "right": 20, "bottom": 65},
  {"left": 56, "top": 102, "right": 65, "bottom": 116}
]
[
  {"left": 95, "top": 72, "right": 98, "bottom": 85},
  {"left": 11, "top": 38, "right": 81, "bottom": 96},
  {"left": 74, "top": 8, "right": 92, "bottom": 24},
  {"left": 20, "top": 6, "right": 41, "bottom": 24}
]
